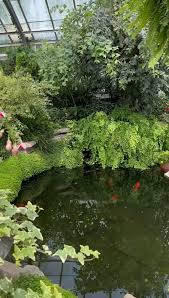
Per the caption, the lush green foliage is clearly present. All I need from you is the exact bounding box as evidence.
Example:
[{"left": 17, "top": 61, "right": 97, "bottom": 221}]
[
  {"left": 70, "top": 108, "right": 169, "bottom": 169},
  {"left": 36, "top": 1, "right": 169, "bottom": 115},
  {"left": 0, "top": 196, "right": 43, "bottom": 265},
  {"left": 120, "top": 0, "right": 169, "bottom": 66},
  {"left": 0, "top": 144, "right": 83, "bottom": 201},
  {"left": 0, "top": 72, "right": 53, "bottom": 149},
  {"left": 0, "top": 109, "right": 169, "bottom": 202},
  {"left": 43, "top": 244, "right": 100, "bottom": 266},
  {"left": 0, "top": 277, "right": 64, "bottom": 298},
  {"left": 13, "top": 275, "right": 76, "bottom": 298},
  {"left": 0, "top": 190, "right": 100, "bottom": 266},
  {"left": 0, "top": 47, "right": 39, "bottom": 78}
]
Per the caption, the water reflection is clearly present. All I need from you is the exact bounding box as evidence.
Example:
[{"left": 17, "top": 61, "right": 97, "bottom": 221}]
[{"left": 18, "top": 167, "right": 169, "bottom": 297}]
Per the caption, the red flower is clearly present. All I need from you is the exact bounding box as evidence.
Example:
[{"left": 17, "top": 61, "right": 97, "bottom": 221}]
[{"left": 164, "top": 107, "right": 169, "bottom": 112}]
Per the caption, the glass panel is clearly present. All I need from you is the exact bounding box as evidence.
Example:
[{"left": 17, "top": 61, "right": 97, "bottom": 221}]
[
  {"left": 0, "top": 25, "right": 5, "bottom": 33},
  {"left": 53, "top": 19, "right": 63, "bottom": 30},
  {"left": 75, "top": 0, "right": 88, "bottom": 5},
  {"left": 20, "top": 0, "right": 50, "bottom": 22},
  {"left": 33, "top": 31, "right": 56, "bottom": 40},
  {"left": 0, "top": 35, "right": 11, "bottom": 44},
  {"left": 29, "top": 21, "right": 53, "bottom": 31},
  {"left": 10, "top": 34, "right": 20, "bottom": 43},
  {"left": 21, "top": 23, "right": 29, "bottom": 31},
  {"left": 5, "top": 24, "right": 16, "bottom": 32},
  {"left": 0, "top": 1, "right": 12, "bottom": 25},
  {"left": 48, "top": 0, "right": 74, "bottom": 19},
  {"left": 11, "top": 0, "right": 25, "bottom": 23}
]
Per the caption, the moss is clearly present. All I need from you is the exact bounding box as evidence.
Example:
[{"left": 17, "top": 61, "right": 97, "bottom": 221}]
[
  {"left": 0, "top": 143, "right": 83, "bottom": 201},
  {"left": 13, "top": 275, "right": 77, "bottom": 298}
]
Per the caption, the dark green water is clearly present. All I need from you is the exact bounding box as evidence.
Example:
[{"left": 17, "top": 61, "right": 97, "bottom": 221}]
[{"left": 18, "top": 167, "right": 169, "bottom": 298}]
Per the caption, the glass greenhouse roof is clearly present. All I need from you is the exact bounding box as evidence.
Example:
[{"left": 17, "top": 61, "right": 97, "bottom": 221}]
[{"left": 0, "top": 0, "right": 86, "bottom": 47}]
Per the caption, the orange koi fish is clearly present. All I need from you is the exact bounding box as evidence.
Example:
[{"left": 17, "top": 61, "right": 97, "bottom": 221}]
[{"left": 133, "top": 181, "right": 141, "bottom": 191}]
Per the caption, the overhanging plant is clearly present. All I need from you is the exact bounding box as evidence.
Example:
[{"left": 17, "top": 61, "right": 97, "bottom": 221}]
[{"left": 0, "top": 190, "right": 100, "bottom": 266}]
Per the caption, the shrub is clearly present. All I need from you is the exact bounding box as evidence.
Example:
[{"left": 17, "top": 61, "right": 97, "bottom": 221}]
[
  {"left": 0, "top": 46, "right": 39, "bottom": 78},
  {"left": 36, "top": 1, "right": 169, "bottom": 114},
  {"left": 13, "top": 275, "right": 77, "bottom": 298},
  {"left": 0, "top": 72, "right": 54, "bottom": 149}
]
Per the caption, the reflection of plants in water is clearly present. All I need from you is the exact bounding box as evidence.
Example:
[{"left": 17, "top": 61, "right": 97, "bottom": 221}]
[{"left": 25, "top": 168, "right": 169, "bottom": 296}]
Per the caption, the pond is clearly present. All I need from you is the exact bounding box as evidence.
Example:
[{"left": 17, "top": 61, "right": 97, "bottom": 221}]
[{"left": 17, "top": 167, "right": 169, "bottom": 298}]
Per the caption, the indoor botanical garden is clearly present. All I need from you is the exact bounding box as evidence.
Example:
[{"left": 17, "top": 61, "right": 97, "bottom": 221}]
[{"left": 1, "top": 0, "right": 169, "bottom": 297}]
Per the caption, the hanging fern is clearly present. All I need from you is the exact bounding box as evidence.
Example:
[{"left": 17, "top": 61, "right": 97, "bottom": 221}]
[{"left": 69, "top": 108, "right": 169, "bottom": 170}]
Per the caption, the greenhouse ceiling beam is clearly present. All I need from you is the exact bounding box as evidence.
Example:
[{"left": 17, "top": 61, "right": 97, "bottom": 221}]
[
  {"left": 0, "top": 29, "right": 59, "bottom": 35},
  {"left": 0, "top": 40, "right": 56, "bottom": 48},
  {"left": 45, "top": 0, "right": 58, "bottom": 41},
  {"left": 3, "top": 0, "right": 28, "bottom": 44},
  {"left": 17, "top": 0, "right": 35, "bottom": 41},
  {"left": 0, "top": 18, "right": 13, "bottom": 43},
  {"left": 73, "top": 0, "right": 76, "bottom": 9}
]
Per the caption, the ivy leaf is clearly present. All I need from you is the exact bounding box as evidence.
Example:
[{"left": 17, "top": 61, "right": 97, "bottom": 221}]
[
  {"left": 26, "top": 202, "right": 39, "bottom": 221},
  {"left": 16, "top": 207, "right": 27, "bottom": 216},
  {"left": 80, "top": 245, "right": 91, "bottom": 256},
  {"left": 4, "top": 205, "right": 17, "bottom": 217},
  {"left": 64, "top": 245, "right": 77, "bottom": 258},
  {"left": 42, "top": 245, "right": 52, "bottom": 256},
  {"left": 30, "top": 226, "right": 43, "bottom": 241},
  {"left": 77, "top": 252, "right": 85, "bottom": 265},
  {"left": 53, "top": 249, "right": 68, "bottom": 263},
  {"left": 92, "top": 250, "right": 100, "bottom": 259}
]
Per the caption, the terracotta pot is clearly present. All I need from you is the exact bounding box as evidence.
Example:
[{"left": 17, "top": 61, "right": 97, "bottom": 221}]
[{"left": 160, "top": 163, "right": 169, "bottom": 173}]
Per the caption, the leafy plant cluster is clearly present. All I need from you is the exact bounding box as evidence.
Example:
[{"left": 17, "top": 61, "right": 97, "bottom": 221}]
[
  {"left": 13, "top": 275, "right": 76, "bottom": 298},
  {"left": 69, "top": 108, "right": 169, "bottom": 169},
  {"left": 0, "top": 196, "right": 43, "bottom": 265},
  {"left": 0, "top": 72, "right": 53, "bottom": 150},
  {"left": 0, "top": 46, "right": 39, "bottom": 78},
  {"left": 35, "top": 1, "right": 169, "bottom": 115},
  {"left": 0, "top": 190, "right": 100, "bottom": 264},
  {"left": 0, "top": 278, "right": 63, "bottom": 298},
  {"left": 120, "top": 0, "right": 169, "bottom": 66}
]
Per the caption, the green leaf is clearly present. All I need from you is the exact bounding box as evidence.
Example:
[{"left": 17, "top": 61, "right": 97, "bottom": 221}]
[
  {"left": 77, "top": 252, "right": 85, "bottom": 265},
  {"left": 53, "top": 249, "right": 68, "bottom": 263}
]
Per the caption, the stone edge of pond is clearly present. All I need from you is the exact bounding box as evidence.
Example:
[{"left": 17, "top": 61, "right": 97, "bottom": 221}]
[{"left": 0, "top": 143, "right": 83, "bottom": 201}]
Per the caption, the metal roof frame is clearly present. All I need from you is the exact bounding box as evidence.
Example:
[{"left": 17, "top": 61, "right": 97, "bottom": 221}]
[
  {"left": 3, "top": 0, "right": 27, "bottom": 44},
  {"left": 0, "top": 0, "right": 85, "bottom": 47}
]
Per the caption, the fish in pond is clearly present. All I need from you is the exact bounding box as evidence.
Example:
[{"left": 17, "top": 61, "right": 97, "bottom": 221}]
[
  {"left": 132, "top": 181, "right": 141, "bottom": 191},
  {"left": 111, "top": 195, "right": 120, "bottom": 202}
]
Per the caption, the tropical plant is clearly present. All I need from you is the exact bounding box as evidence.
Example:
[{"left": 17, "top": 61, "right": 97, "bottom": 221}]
[
  {"left": 36, "top": 1, "right": 169, "bottom": 115},
  {"left": 120, "top": 0, "right": 169, "bottom": 66},
  {"left": 0, "top": 72, "right": 54, "bottom": 149},
  {"left": 68, "top": 108, "right": 169, "bottom": 169}
]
